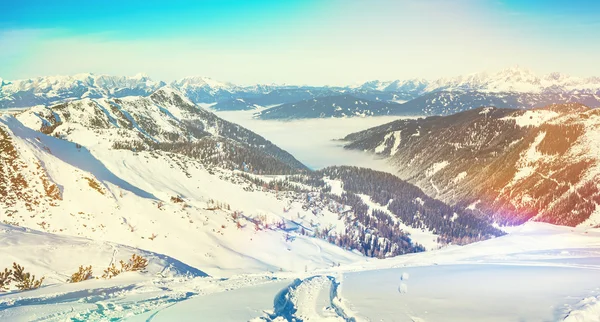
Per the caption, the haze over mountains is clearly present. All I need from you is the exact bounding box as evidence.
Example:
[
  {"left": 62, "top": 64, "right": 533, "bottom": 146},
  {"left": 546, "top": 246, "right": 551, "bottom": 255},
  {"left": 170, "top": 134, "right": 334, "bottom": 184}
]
[{"left": 2, "top": 66, "right": 600, "bottom": 118}]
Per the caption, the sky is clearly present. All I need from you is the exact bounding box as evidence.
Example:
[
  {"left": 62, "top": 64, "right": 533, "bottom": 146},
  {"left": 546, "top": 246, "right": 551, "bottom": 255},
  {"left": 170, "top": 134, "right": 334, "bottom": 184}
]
[{"left": 1, "top": 0, "right": 599, "bottom": 85}]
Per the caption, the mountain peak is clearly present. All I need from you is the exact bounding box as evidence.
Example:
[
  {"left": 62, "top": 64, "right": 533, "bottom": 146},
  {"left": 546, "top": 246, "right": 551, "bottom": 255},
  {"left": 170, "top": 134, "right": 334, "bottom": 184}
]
[
  {"left": 133, "top": 72, "right": 150, "bottom": 79},
  {"left": 173, "top": 76, "right": 233, "bottom": 89},
  {"left": 495, "top": 65, "right": 538, "bottom": 80},
  {"left": 500, "top": 64, "right": 534, "bottom": 73}
]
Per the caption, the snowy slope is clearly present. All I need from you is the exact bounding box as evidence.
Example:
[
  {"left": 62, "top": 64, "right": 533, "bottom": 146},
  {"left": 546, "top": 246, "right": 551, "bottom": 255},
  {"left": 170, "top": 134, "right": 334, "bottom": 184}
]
[
  {"left": 0, "top": 223, "right": 206, "bottom": 289},
  {"left": 1, "top": 222, "right": 598, "bottom": 321}
]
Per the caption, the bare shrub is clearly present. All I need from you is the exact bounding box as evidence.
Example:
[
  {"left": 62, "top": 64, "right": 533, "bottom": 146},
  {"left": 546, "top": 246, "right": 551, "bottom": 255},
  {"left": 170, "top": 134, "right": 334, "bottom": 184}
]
[
  {"left": 170, "top": 196, "right": 184, "bottom": 203},
  {"left": 102, "top": 254, "right": 149, "bottom": 279},
  {"left": 102, "top": 263, "right": 121, "bottom": 279},
  {"left": 83, "top": 177, "right": 104, "bottom": 195},
  {"left": 120, "top": 254, "right": 148, "bottom": 272},
  {"left": 67, "top": 265, "right": 93, "bottom": 283},
  {"left": 11, "top": 263, "right": 44, "bottom": 290},
  {"left": 0, "top": 268, "right": 12, "bottom": 292}
]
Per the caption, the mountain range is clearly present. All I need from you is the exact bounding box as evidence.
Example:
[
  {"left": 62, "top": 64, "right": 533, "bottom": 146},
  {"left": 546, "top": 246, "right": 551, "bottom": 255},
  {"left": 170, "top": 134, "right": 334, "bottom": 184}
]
[{"left": 2, "top": 66, "right": 599, "bottom": 118}]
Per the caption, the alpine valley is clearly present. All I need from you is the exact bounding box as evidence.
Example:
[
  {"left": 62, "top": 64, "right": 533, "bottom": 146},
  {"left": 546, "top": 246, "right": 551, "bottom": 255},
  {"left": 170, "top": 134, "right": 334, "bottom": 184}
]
[{"left": 1, "top": 69, "right": 600, "bottom": 321}]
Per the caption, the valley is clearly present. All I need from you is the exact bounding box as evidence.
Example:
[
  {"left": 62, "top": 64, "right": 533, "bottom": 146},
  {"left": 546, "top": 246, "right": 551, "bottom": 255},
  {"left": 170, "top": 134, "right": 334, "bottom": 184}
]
[{"left": 214, "top": 109, "right": 408, "bottom": 171}]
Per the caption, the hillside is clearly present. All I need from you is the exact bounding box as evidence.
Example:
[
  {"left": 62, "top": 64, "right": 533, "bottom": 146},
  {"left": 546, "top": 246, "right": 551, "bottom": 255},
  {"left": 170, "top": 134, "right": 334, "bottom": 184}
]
[
  {"left": 254, "top": 95, "right": 407, "bottom": 120},
  {"left": 394, "top": 90, "right": 600, "bottom": 116},
  {"left": 0, "top": 223, "right": 206, "bottom": 290},
  {"left": 211, "top": 87, "right": 344, "bottom": 111},
  {"left": 343, "top": 103, "right": 600, "bottom": 226}
]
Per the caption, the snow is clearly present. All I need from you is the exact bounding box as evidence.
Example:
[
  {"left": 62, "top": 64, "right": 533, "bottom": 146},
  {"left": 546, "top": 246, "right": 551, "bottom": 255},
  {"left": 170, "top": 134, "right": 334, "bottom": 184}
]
[
  {"left": 418, "top": 65, "right": 600, "bottom": 94},
  {"left": 450, "top": 213, "right": 459, "bottom": 222},
  {"left": 375, "top": 130, "right": 402, "bottom": 155},
  {"left": 341, "top": 264, "right": 599, "bottom": 322},
  {"left": 510, "top": 131, "right": 546, "bottom": 185},
  {"left": 170, "top": 76, "right": 238, "bottom": 94},
  {"left": 579, "top": 203, "right": 600, "bottom": 228},
  {"left": 414, "top": 197, "right": 425, "bottom": 206},
  {"left": 479, "top": 106, "right": 494, "bottom": 115},
  {"left": 131, "top": 279, "right": 292, "bottom": 322},
  {"left": 0, "top": 73, "right": 164, "bottom": 102},
  {"left": 335, "top": 222, "right": 600, "bottom": 321},
  {"left": 452, "top": 171, "right": 467, "bottom": 184},
  {"left": 0, "top": 223, "right": 206, "bottom": 289},
  {"left": 324, "top": 178, "right": 344, "bottom": 197},
  {"left": 501, "top": 109, "right": 560, "bottom": 127},
  {"left": 2, "top": 221, "right": 598, "bottom": 321},
  {"left": 426, "top": 161, "right": 449, "bottom": 177},
  {"left": 466, "top": 200, "right": 480, "bottom": 210},
  {"left": 564, "top": 295, "right": 600, "bottom": 322},
  {"left": 271, "top": 275, "right": 346, "bottom": 321},
  {"left": 389, "top": 130, "right": 402, "bottom": 155}
]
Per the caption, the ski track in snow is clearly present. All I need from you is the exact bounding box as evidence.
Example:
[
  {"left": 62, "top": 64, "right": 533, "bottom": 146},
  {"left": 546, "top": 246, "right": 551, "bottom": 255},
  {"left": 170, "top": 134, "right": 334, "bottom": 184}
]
[{"left": 266, "top": 275, "right": 356, "bottom": 322}]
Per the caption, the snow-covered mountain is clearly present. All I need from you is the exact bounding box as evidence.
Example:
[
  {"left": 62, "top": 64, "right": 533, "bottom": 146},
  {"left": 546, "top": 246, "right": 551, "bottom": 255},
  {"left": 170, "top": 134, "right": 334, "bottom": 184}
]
[
  {"left": 169, "top": 76, "right": 275, "bottom": 104},
  {"left": 3, "top": 66, "right": 600, "bottom": 118},
  {"left": 0, "top": 73, "right": 166, "bottom": 109},
  {"left": 355, "top": 78, "right": 429, "bottom": 95},
  {"left": 16, "top": 86, "right": 307, "bottom": 174},
  {"left": 343, "top": 103, "right": 600, "bottom": 227},
  {"left": 361, "top": 66, "right": 600, "bottom": 95}
]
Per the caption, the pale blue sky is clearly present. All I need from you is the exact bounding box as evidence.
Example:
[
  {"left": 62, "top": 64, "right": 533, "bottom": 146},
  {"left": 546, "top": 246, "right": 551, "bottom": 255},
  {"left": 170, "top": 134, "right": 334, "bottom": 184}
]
[{"left": 1, "top": 0, "right": 599, "bottom": 85}]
